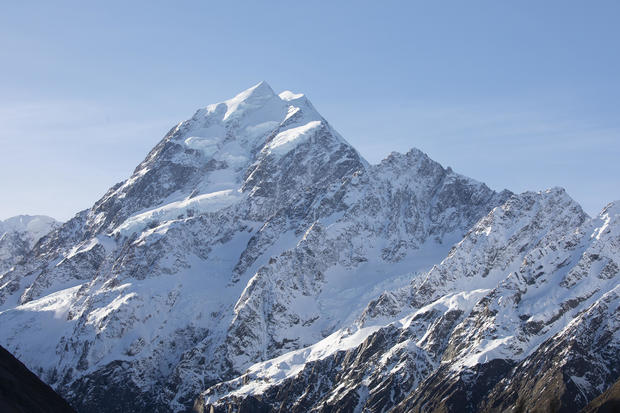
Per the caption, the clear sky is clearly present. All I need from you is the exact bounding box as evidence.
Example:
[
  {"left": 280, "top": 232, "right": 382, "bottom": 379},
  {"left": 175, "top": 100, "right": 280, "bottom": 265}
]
[{"left": 1, "top": 1, "right": 618, "bottom": 221}]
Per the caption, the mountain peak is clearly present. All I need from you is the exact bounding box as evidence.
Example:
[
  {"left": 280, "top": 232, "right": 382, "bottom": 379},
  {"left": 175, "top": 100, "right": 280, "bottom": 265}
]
[
  {"left": 82, "top": 82, "right": 362, "bottom": 236},
  {"left": 221, "top": 81, "right": 277, "bottom": 120},
  {"left": 236, "top": 80, "right": 275, "bottom": 100}
]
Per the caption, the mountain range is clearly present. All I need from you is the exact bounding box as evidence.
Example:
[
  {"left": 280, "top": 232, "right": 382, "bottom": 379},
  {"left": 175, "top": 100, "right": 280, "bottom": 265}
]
[{"left": 0, "top": 82, "right": 617, "bottom": 412}]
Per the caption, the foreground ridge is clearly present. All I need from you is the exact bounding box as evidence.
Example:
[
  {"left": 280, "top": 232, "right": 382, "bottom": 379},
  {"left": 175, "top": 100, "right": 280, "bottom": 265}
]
[{"left": 0, "top": 345, "right": 75, "bottom": 413}]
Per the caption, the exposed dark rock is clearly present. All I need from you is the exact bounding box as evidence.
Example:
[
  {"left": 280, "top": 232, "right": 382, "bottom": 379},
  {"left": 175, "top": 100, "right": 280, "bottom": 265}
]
[{"left": 0, "top": 345, "right": 75, "bottom": 413}]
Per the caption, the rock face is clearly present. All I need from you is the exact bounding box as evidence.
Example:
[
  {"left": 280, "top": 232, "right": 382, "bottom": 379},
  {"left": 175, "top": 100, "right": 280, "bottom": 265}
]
[
  {"left": 0, "top": 344, "right": 75, "bottom": 413},
  {"left": 0, "top": 82, "right": 617, "bottom": 413},
  {"left": 201, "top": 194, "right": 619, "bottom": 413},
  {"left": 0, "top": 215, "right": 59, "bottom": 274}
]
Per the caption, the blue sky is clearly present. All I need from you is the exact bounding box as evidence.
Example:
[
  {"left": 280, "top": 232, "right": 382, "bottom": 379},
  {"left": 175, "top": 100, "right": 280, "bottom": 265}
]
[{"left": 1, "top": 1, "right": 618, "bottom": 220}]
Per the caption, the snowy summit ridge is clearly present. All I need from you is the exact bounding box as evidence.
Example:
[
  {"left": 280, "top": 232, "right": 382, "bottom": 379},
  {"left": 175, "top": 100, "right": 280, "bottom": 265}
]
[{"left": 0, "top": 83, "right": 617, "bottom": 413}]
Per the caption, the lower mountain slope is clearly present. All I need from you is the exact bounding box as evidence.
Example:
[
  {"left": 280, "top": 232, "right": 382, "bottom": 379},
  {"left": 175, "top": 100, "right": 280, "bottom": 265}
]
[{"left": 199, "top": 193, "right": 619, "bottom": 413}]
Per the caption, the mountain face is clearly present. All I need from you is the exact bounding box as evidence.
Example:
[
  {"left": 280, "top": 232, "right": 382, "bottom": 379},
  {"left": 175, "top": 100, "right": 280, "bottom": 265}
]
[
  {"left": 200, "top": 194, "right": 619, "bottom": 413},
  {"left": 0, "top": 82, "right": 617, "bottom": 413},
  {"left": 0, "top": 215, "right": 59, "bottom": 275}
]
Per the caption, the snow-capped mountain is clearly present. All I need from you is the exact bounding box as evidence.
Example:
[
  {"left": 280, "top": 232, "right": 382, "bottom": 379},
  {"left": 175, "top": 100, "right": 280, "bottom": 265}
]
[
  {"left": 0, "top": 215, "right": 60, "bottom": 274},
  {"left": 0, "top": 82, "right": 617, "bottom": 413}
]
